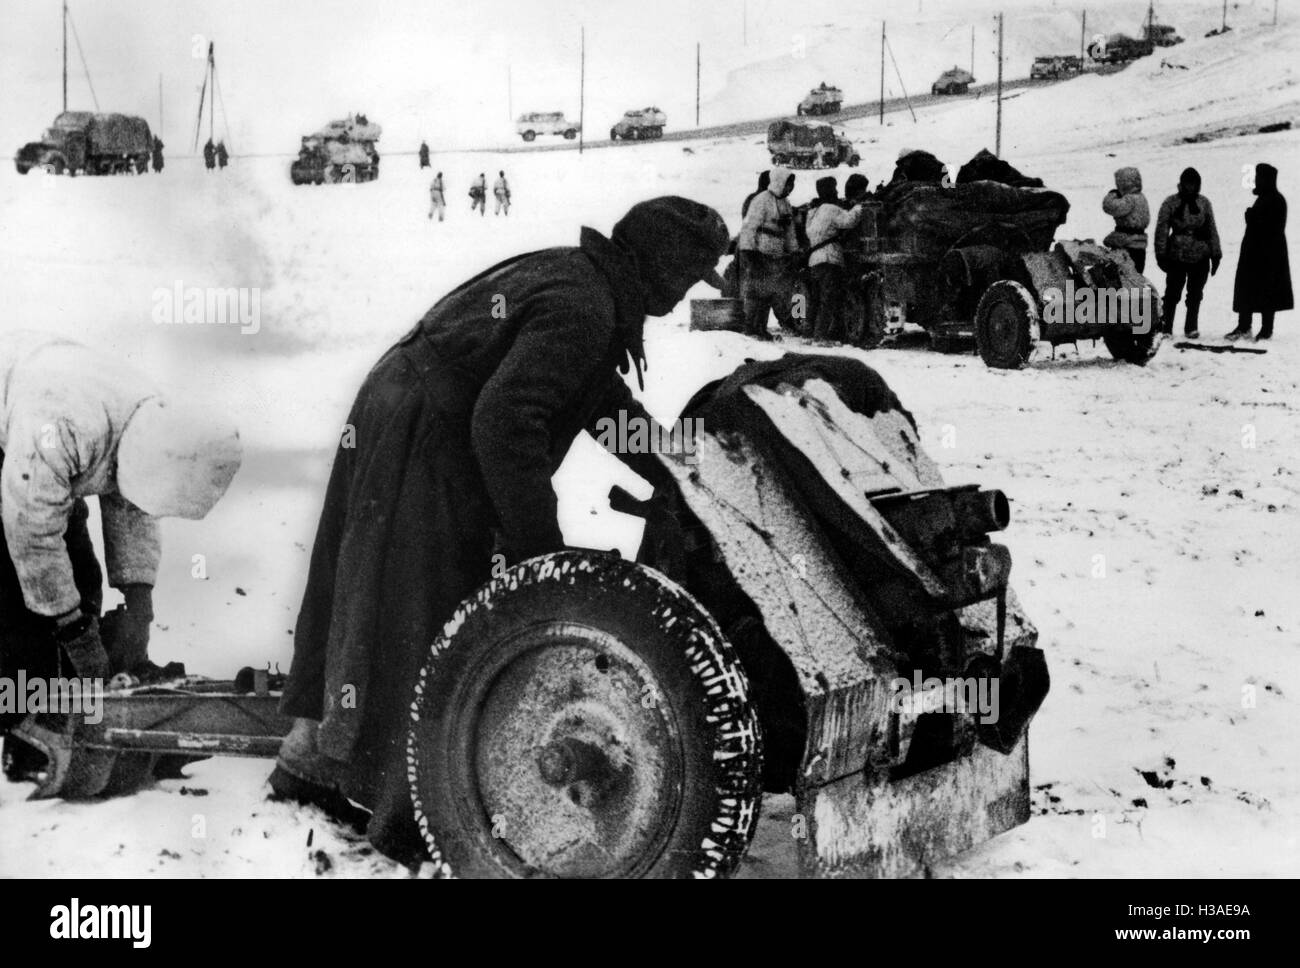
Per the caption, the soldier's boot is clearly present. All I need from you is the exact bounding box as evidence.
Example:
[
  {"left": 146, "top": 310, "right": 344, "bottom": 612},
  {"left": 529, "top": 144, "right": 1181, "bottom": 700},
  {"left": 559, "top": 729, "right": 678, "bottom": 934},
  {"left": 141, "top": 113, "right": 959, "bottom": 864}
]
[
  {"left": 1256, "top": 313, "right": 1274, "bottom": 341},
  {"left": 1183, "top": 301, "right": 1201, "bottom": 339},
  {"left": 1225, "top": 312, "right": 1252, "bottom": 340}
]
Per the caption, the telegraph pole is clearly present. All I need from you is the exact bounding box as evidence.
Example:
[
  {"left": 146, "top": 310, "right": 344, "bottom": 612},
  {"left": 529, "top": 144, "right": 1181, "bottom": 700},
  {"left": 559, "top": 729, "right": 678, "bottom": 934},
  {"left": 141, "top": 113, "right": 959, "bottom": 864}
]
[
  {"left": 879, "top": 21, "right": 886, "bottom": 124},
  {"left": 696, "top": 43, "right": 701, "bottom": 126},
  {"left": 1221, "top": 0, "right": 1228, "bottom": 32},
  {"left": 995, "top": 12, "right": 1004, "bottom": 157},
  {"left": 1081, "top": 9, "right": 1087, "bottom": 61},
  {"left": 579, "top": 27, "right": 585, "bottom": 154},
  {"left": 62, "top": 0, "right": 68, "bottom": 111}
]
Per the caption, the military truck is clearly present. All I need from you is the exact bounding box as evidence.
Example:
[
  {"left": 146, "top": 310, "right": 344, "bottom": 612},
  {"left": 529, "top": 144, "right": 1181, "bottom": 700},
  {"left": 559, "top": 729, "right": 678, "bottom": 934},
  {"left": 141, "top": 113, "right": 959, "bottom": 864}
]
[
  {"left": 767, "top": 120, "right": 859, "bottom": 169},
  {"left": 1087, "top": 33, "right": 1155, "bottom": 64},
  {"left": 797, "top": 83, "right": 843, "bottom": 116},
  {"left": 610, "top": 107, "right": 667, "bottom": 141},
  {"left": 290, "top": 114, "right": 381, "bottom": 185},
  {"left": 931, "top": 67, "right": 975, "bottom": 95},
  {"left": 516, "top": 111, "right": 580, "bottom": 142},
  {"left": 1030, "top": 55, "right": 1083, "bottom": 79},
  {"left": 14, "top": 111, "right": 152, "bottom": 176}
]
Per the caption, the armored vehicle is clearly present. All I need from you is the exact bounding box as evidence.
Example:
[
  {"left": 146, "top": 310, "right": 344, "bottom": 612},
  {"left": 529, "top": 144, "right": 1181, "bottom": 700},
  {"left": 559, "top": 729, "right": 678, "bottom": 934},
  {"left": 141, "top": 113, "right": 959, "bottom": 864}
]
[
  {"left": 290, "top": 114, "right": 381, "bottom": 184},
  {"left": 931, "top": 67, "right": 975, "bottom": 95},
  {"left": 610, "top": 107, "right": 667, "bottom": 141},
  {"left": 797, "top": 83, "right": 843, "bottom": 116}
]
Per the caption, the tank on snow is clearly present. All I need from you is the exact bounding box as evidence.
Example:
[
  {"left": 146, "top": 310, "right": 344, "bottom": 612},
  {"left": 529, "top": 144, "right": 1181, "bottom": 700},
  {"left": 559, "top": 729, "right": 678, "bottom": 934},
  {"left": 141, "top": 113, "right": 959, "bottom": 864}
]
[{"left": 290, "top": 113, "right": 382, "bottom": 185}]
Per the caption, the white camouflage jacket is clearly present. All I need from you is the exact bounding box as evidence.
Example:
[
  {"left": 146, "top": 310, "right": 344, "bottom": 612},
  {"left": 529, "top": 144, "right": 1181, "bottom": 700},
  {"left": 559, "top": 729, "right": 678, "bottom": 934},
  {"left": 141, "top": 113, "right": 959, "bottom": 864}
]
[{"left": 0, "top": 332, "right": 161, "bottom": 617}]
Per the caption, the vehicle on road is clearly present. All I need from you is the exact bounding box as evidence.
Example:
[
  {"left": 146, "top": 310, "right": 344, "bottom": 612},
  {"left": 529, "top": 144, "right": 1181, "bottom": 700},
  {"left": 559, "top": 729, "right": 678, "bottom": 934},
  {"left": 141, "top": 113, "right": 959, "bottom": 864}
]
[
  {"left": 290, "top": 114, "right": 382, "bottom": 184},
  {"left": 766, "top": 120, "right": 859, "bottom": 169},
  {"left": 931, "top": 66, "right": 975, "bottom": 95},
  {"left": 15, "top": 111, "right": 152, "bottom": 176},
  {"left": 797, "top": 83, "right": 843, "bottom": 116},
  {"left": 610, "top": 107, "right": 667, "bottom": 141},
  {"left": 516, "top": 111, "right": 580, "bottom": 142}
]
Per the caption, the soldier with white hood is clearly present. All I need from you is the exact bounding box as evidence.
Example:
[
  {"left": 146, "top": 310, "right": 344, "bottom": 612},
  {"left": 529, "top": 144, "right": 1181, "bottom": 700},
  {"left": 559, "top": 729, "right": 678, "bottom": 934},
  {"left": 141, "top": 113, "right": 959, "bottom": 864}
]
[
  {"left": 0, "top": 333, "right": 242, "bottom": 707},
  {"left": 737, "top": 166, "right": 799, "bottom": 340}
]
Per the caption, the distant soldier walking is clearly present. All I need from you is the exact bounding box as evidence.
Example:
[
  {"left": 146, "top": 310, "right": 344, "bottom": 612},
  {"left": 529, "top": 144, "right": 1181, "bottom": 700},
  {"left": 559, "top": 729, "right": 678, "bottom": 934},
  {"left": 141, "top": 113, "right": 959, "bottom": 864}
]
[
  {"left": 1227, "top": 163, "right": 1292, "bottom": 341},
  {"left": 151, "top": 136, "right": 164, "bottom": 174},
  {"left": 203, "top": 139, "right": 216, "bottom": 172},
  {"left": 470, "top": 172, "right": 487, "bottom": 216},
  {"left": 493, "top": 170, "right": 511, "bottom": 216},
  {"left": 1155, "top": 167, "right": 1221, "bottom": 338},
  {"left": 428, "top": 171, "right": 446, "bottom": 222},
  {"left": 418, "top": 141, "right": 430, "bottom": 169},
  {"left": 1102, "top": 166, "right": 1150, "bottom": 273},
  {"left": 216, "top": 141, "right": 229, "bottom": 170}
]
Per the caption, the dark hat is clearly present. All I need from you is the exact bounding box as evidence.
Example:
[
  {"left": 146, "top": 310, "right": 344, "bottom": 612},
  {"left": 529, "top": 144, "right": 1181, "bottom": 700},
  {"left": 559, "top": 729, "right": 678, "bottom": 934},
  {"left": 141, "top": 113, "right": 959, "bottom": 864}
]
[
  {"left": 1179, "top": 166, "right": 1201, "bottom": 188},
  {"left": 845, "top": 173, "right": 870, "bottom": 199},
  {"left": 815, "top": 176, "right": 838, "bottom": 201},
  {"left": 612, "top": 196, "right": 730, "bottom": 290}
]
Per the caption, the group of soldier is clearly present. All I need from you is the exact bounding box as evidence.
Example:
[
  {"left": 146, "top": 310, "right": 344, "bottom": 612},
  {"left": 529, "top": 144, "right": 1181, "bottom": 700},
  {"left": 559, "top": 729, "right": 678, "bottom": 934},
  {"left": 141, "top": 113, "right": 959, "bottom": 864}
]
[
  {"left": 735, "top": 166, "right": 876, "bottom": 344},
  {"left": 734, "top": 155, "right": 1291, "bottom": 345},
  {"left": 1101, "top": 162, "right": 1291, "bottom": 341},
  {"left": 202, "top": 138, "right": 230, "bottom": 172},
  {"left": 424, "top": 165, "right": 512, "bottom": 222}
]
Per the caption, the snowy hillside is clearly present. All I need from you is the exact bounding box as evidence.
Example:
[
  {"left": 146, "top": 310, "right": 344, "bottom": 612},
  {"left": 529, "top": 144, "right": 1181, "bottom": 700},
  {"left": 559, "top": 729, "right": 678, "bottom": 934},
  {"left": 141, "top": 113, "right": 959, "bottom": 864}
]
[{"left": 0, "top": 6, "right": 1298, "bottom": 877}]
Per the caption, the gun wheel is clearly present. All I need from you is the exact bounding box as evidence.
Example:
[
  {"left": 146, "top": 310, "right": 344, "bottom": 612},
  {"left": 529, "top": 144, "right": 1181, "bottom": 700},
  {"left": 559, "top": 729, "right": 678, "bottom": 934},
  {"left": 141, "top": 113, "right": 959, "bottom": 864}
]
[
  {"left": 408, "top": 551, "right": 763, "bottom": 879},
  {"left": 976, "top": 280, "right": 1041, "bottom": 369}
]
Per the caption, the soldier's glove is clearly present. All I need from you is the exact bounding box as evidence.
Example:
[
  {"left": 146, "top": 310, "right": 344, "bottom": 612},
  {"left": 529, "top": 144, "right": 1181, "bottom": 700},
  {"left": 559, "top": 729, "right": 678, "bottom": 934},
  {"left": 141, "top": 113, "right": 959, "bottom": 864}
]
[
  {"left": 1210, "top": 256, "right": 1221, "bottom": 276},
  {"left": 54, "top": 613, "right": 111, "bottom": 681},
  {"left": 101, "top": 584, "right": 154, "bottom": 674}
]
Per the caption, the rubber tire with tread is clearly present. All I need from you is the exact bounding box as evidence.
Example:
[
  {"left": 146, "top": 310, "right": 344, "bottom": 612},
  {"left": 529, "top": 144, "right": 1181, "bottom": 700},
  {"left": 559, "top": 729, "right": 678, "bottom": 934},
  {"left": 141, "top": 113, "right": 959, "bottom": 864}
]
[
  {"left": 407, "top": 550, "right": 763, "bottom": 879},
  {"left": 975, "top": 279, "right": 1040, "bottom": 369},
  {"left": 1103, "top": 328, "right": 1160, "bottom": 365}
]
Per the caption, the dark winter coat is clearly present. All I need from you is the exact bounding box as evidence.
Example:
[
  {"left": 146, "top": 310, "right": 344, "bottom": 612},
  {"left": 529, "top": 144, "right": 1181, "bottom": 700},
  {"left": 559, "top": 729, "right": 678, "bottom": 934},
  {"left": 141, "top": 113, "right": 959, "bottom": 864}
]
[
  {"left": 279, "top": 227, "right": 663, "bottom": 864},
  {"left": 1155, "top": 192, "right": 1222, "bottom": 266},
  {"left": 1233, "top": 164, "right": 1293, "bottom": 313}
]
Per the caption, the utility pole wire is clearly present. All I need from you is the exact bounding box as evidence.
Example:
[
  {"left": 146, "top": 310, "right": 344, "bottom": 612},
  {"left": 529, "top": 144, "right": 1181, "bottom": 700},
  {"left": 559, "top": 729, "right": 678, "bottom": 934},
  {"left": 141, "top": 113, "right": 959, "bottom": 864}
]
[
  {"left": 67, "top": 6, "right": 99, "bottom": 110},
  {"left": 884, "top": 37, "right": 917, "bottom": 122}
]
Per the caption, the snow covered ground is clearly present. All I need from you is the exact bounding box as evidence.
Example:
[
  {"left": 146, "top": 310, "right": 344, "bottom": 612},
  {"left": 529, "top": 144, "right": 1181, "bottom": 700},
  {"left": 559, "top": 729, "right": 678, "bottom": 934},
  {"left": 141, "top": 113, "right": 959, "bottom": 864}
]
[{"left": 1, "top": 9, "right": 1298, "bottom": 878}]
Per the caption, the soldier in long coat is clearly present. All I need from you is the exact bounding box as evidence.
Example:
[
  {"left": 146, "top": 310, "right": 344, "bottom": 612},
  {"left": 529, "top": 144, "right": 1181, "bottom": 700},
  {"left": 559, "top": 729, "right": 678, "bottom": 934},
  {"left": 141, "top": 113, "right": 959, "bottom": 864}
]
[
  {"left": 272, "top": 197, "right": 729, "bottom": 865},
  {"left": 1227, "top": 163, "right": 1292, "bottom": 340}
]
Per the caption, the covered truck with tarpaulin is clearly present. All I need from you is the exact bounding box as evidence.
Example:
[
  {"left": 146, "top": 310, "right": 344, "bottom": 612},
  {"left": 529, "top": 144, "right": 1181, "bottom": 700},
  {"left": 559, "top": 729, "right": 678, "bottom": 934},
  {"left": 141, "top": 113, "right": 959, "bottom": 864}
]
[
  {"left": 15, "top": 111, "right": 153, "bottom": 175},
  {"left": 767, "top": 119, "right": 859, "bottom": 170}
]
